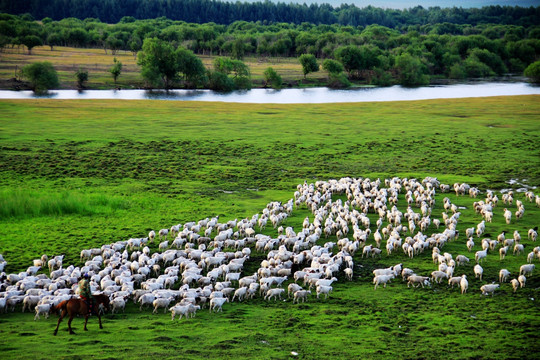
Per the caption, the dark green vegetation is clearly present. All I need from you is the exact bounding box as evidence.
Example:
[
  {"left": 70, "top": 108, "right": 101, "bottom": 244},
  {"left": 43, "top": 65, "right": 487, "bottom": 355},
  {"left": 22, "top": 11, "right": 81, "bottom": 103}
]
[
  {"left": 2, "top": 0, "right": 539, "bottom": 26},
  {"left": 0, "top": 97, "right": 539, "bottom": 359},
  {"left": 20, "top": 61, "right": 59, "bottom": 92},
  {"left": 1, "top": 12, "right": 540, "bottom": 88}
]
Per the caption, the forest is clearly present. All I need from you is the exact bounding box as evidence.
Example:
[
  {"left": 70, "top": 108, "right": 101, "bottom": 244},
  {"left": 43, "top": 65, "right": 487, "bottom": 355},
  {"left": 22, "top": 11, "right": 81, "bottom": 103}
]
[
  {"left": 1, "top": 3, "right": 539, "bottom": 88},
  {"left": 2, "top": 0, "right": 540, "bottom": 27}
]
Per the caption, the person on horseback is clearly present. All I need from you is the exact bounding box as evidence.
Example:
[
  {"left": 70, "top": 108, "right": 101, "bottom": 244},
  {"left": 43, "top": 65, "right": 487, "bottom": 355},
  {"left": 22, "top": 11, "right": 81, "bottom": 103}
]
[{"left": 78, "top": 273, "right": 96, "bottom": 315}]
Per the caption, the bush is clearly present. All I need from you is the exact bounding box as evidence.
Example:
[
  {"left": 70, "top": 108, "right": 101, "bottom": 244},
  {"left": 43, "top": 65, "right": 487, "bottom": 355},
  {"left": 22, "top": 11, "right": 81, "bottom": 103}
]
[
  {"left": 22, "top": 61, "right": 59, "bottom": 92},
  {"left": 263, "top": 67, "right": 282, "bottom": 89},
  {"left": 322, "top": 59, "right": 344, "bottom": 74},
  {"left": 75, "top": 67, "right": 88, "bottom": 88},
  {"left": 370, "top": 68, "right": 393, "bottom": 86},
  {"left": 327, "top": 72, "right": 351, "bottom": 88},
  {"left": 298, "top": 54, "right": 319, "bottom": 78},
  {"left": 464, "top": 55, "right": 494, "bottom": 78},
  {"left": 524, "top": 61, "right": 540, "bottom": 83},
  {"left": 207, "top": 71, "right": 235, "bottom": 92},
  {"left": 234, "top": 76, "right": 252, "bottom": 90},
  {"left": 449, "top": 63, "right": 466, "bottom": 79}
]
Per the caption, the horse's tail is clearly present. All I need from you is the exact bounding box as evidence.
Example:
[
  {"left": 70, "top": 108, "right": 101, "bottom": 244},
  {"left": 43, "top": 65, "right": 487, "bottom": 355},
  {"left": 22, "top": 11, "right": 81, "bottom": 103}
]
[{"left": 52, "top": 298, "right": 72, "bottom": 315}]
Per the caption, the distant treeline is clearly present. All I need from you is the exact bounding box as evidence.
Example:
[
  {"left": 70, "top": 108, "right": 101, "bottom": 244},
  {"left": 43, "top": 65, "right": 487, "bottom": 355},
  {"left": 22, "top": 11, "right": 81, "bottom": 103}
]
[{"left": 1, "top": 0, "right": 539, "bottom": 27}]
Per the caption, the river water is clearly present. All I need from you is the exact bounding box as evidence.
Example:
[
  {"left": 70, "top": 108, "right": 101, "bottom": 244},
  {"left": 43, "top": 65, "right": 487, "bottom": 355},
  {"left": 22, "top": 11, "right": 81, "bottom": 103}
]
[{"left": 0, "top": 82, "right": 538, "bottom": 103}]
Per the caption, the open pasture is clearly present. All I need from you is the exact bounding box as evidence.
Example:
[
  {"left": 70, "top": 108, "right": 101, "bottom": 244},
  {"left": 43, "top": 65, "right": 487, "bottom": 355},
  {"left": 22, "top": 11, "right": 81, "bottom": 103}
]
[{"left": 0, "top": 96, "right": 539, "bottom": 359}]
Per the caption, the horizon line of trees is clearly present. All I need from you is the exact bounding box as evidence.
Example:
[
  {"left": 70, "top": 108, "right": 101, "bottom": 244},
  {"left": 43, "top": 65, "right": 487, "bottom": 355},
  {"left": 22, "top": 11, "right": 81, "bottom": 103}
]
[{"left": 1, "top": 0, "right": 539, "bottom": 27}]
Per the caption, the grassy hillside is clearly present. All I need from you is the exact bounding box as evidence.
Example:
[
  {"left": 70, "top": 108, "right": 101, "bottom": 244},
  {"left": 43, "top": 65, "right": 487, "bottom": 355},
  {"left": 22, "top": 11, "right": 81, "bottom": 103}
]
[{"left": 0, "top": 96, "right": 539, "bottom": 359}]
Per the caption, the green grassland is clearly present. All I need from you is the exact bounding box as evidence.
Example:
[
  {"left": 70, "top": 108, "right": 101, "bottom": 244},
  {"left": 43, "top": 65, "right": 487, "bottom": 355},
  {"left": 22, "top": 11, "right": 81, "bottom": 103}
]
[{"left": 0, "top": 96, "right": 539, "bottom": 359}]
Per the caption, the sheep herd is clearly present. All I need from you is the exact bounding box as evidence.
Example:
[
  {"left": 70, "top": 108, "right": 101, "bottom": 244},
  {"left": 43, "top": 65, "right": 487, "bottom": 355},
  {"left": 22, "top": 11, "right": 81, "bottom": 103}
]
[{"left": 0, "top": 176, "right": 538, "bottom": 324}]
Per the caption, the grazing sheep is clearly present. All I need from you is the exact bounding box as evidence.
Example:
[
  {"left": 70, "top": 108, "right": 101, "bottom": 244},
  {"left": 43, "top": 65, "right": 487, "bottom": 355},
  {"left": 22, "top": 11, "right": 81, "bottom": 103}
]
[
  {"left": 209, "top": 297, "right": 228, "bottom": 312},
  {"left": 499, "top": 269, "right": 511, "bottom": 283},
  {"left": 34, "top": 303, "right": 52, "bottom": 320},
  {"left": 431, "top": 271, "right": 449, "bottom": 284},
  {"left": 480, "top": 284, "right": 499, "bottom": 296},
  {"left": 474, "top": 264, "right": 483, "bottom": 281},
  {"left": 153, "top": 297, "right": 173, "bottom": 314},
  {"left": 510, "top": 279, "right": 519, "bottom": 293},
  {"left": 373, "top": 274, "right": 394, "bottom": 290},
  {"left": 456, "top": 255, "right": 470, "bottom": 266},
  {"left": 528, "top": 228, "right": 538, "bottom": 242},
  {"left": 466, "top": 238, "right": 475, "bottom": 252},
  {"left": 503, "top": 208, "right": 512, "bottom": 224},
  {"left": 111, "top": 297, "right": 127, "bottom": 314},
  {"left": 148, "top": 230, "right": 156, "bottom": 243},
  {"left": 499, "top": 246, "right": 508, "bottom": 260},
  {"left": 232, "top": 287, "right": 248, "bottom": 302},
  {"left": 527, "top": 251, "right": 535, "bottom": 263},
  {"left": 264, "top": 288, "right": 285, "bottom": 301},
  {"left": 316, "top": 285, "right": 333, "bottom": 299},
  {"left": 407, "top": 275, "right": 430, "bottom": 288},
  {"left": 475, "top": 249, "right": 488, "bottom": 264},
  {"left": 170, "top": 304, "right": 200, "bottom": 320},
  {"left": 448, "top": 276, "right": 462, "bottom": 288},
  {"left": 514, "top": 243, "right": 524, "bottom": 256},
  {"left": 158, "top": 229, "right": 169, "bottom": 241},
  {"left": 460, "top": 275, "right": 468, "bottom": 294},
  {"left": 518, "top": 275, "right": 526, "bottom": 288},
  {"left": 344, "top": 268, "right": 353, "bottom": 281},
  {"left": 293, "top": 290, "right": 311, "bottom": 304},
  {"left": 288, "top": 283, "right": 303, "bottom": 298},
  {"left": 520, "top": 264, "right": 535, "bottom": 277}
]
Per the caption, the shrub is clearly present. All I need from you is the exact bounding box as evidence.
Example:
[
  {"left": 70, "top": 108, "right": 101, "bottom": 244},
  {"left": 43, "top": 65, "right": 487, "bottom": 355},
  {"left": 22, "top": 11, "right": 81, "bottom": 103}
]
[
  {"left": 22, "top": 61, "right": 59, "bottom": 92},
  {"left": 524, "top": 61, "right": 540, "bottom": 83},
  {"left": 207, "top": 71, "right": 235, "bottom": 92},
  {"left": 263, "top": 67, "right": 282, "bottom": 89},
  {"left": 327, "top": 72, "right": 351, "bottom": 88},
  {"left": 75, "top": 67, "right": 88, "bottom": 88}
]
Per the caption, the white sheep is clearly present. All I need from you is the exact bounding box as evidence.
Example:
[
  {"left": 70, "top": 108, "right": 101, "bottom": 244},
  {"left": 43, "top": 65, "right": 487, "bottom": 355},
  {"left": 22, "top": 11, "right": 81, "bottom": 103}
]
[
  {"left": 520, "top": 264, "right": 535, "bottom": 277},
  {"left": 480, "top": 284, "right": 499, "bottom": 296},
  {"left": 288, "top": 283, "right": 303, "bottom": 298},
  {"left": 265, "top": 288, "right": 285, "bottom": 301},
  {"left": 499, "top": 246, "right": 508, "bottom": 260},
  {"left": 373, "top": 274, "right": 394, "bottom": 290},
  {"left": 466, "top": 238, "right": 474, "bottom": 252},
  {"left": 293, "top": 290, "right": 311, "bottom": 304},
  {"left": 110, "top": 297, "right": 127, "bottom": 314},
  {"left": 510, "top": 278, "right": 519, "bottom": 293},
  {"left": 475, "top": 249, "right": 487, "bottom": 264},
  {"left": 344, "top": 268, "right": 353, "bottom": 281},
  {"left": 528, "top": 228, "right": 538, "bottom": 242},
  {"left": 232, "top": 287, "right": 248, "bottom": 302},
  {"left": 148, "top": 230, "right": 156, "bottom": 243},
  {"left": 456, "top": 255, "right": 470, "bottom": 266},
  {"left": 448, "top": 276, "right": 462, "bottom": 289},
  {"left": 33, "top": 303, "right": 52, "bottom": 320},
  {"left": 474, "top": 264, "right": 483, "bottom": 281},
  {"left": 407, "top": 275, "right": 430, "bottom": 288},
  {"left": 499, "top": 269, "right": 511, "bottom": 283},
  {"left": 170, "top": 303, "right": 199, "bottom": 320},
  {"left": 513, "top": 243, "right": 524, "bottom": 256},
  {"left": 153, "top": 297, "right": 173, "bottom": 314},
  {"left": 158, "top": 229, "right": 169, "bottom": 241},
  {"left": 518, "top": 275, "right": 526, "bottom": 288},
  {"left": 503, "top": 208, "right": 512, "bottom": 224},
  {"left": 316, "top": 285, "right": 333, "bottom": 299},
  {"left": 431, "top": 271, "right": 448, "bottom": 284},
  {"left": 209, "top": 297, "right": 228, "bottom": 312},
  {"left": 460, "top": 275, "right": 468, "bottom": 294}
]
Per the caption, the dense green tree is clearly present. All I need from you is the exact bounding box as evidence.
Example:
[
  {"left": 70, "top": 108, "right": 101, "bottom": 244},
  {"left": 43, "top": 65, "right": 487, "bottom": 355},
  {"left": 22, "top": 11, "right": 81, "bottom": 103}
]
[
  {"left": 21, "top": 35, "right": 42, "bottom": 54},
  {"left": 322, "top": 59, "right": 344, "bottom": 74},
  {"left": 524, "top": 61, "right": 540, "bottom": 83},
  {"left": 109, "top": 57, "right": 122, "bottom": 84},
  {"left": 46, "top": 32, "right": 62, "bottom": 51},
  {"left": 75, "top": 67, "right": 88, "bottom": 88},
  {"left": 298, "top": 53, "right": 318, "bottom": 79},
  {"left": 463, "top": 54, "right": 494, "bottom": 78},
  {"left": 22, "top": 61, "right": 59, "bottom": 92},
  {"left": 137, "top": 37, "right": 178, "bottom": 88},
  {"left": 263, "top": 67, "right": 282, "bottom": 89},
  {"left": 327, "top": 72, "right": 351, "bottom": 88},
  {"left": 394, "top": 53, "right": 429, "bottom": 86},
  {"left": 207, "top": 70, "right": 235, "bottom": 92},
  {"left": 177, "top": 47, "right": 206, "bottom": 87}
]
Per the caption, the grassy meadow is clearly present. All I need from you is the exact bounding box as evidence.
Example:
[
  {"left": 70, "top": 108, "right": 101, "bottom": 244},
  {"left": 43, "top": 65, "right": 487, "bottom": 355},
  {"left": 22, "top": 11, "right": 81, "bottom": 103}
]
[
  {"left": 0, "top": 46, "right": 325, "bottom": 89},
  {"left": 0, "top": 96, "right": 539, "bottom": 359}
]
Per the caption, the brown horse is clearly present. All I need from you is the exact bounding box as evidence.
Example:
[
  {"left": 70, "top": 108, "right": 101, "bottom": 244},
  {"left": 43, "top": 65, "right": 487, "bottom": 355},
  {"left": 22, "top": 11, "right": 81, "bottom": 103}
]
[{"left": 52, "top": 294, "right": 110, "bottom": 335}]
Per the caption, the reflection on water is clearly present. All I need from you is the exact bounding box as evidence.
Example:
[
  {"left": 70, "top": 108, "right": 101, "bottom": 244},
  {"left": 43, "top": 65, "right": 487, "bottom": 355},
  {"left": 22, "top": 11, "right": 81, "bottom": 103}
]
[{"left": 0, "top": 82, "right": 538, "bottom": 103}]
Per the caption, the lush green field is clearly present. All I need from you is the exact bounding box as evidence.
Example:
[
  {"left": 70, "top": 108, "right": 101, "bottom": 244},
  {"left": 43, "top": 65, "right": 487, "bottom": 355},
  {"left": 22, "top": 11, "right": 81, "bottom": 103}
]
[{"left": 0, "top": 96, "right": 539, "bottom": 359}]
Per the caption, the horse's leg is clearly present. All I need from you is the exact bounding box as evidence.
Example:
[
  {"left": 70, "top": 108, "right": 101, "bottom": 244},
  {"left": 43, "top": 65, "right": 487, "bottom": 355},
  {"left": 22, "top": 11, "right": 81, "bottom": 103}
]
[
  {"left": 68, "top": 314, "right": 76, "bottom": 334},
  {"left": 97, "top": 313, "right": 103, "bottom": 329},
  {"left": 53, "top": 311, "right": 64, "bottom": 336},
  {"left": 84, "top": 315, "right": 89, "bottom": 331}
]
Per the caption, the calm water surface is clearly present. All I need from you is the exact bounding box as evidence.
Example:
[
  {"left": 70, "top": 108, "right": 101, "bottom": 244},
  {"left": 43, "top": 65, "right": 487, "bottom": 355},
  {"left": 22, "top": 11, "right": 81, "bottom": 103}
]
[{"left": 0, "top": 82, "right": 538, "bottom": 103}]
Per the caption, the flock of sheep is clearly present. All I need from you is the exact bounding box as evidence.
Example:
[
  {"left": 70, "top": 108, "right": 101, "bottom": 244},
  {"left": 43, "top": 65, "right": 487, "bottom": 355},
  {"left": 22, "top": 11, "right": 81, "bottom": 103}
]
[{"left": 0, "top": 176, "right": 538, "bottom": 323}]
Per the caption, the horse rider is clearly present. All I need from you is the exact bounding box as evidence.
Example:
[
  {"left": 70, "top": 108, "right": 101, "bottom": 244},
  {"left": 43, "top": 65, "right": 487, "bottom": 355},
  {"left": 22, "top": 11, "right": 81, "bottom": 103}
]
[{"left": 78, "top": 273, "right": 96, "bottom": 315}]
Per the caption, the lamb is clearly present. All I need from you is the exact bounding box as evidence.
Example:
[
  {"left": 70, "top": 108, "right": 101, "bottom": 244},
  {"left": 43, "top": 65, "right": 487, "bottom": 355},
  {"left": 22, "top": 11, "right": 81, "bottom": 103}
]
[
  {"left": 316, "top": 285, "right": 333, "bottom": 299},
  {"left": 232, "top": 287, "right": 248, "bottom": 302},
  {"left": 510, "top": 278, "right": 519, "bottom": 292},
  {"left": 528, "top": 228, "right": 538, "bottom": 242},
  {"left": 499, "top": 269, "right": 511, "bottom": 283},
  {"left": 373, "top": 274, "right": 394, "bottom": 290},
  {"left": 503, "top": 208, "right": 512, "bottom": 224},
  {"left": 265, "top": 288, "right": 285, "bottom": 301},
  {"left": 431, "top": 271, "right": 448, "bottom": 284},
  {"left": 513, "top": 243, "right": 524, "bottom": 256},
  {"left": 466, "top": 238, "right": 474, "bottom": 252},
  {"left": 527, "top": 251, "right": 535, "bottom": 263},
  {"left": 288, "top": 283, "right": 303, "bottom": 298},
  {"left": 158, "top": 229, "right": 169, "bottom": 241},
  {"left": 474, "top": 264, "right": 483, "bottom": 281},
  {"left": 480, "top": 284, "right": 499, "bottom": 296},
  {"left": 344, "top": 268, "right": 353, "bottom": 281},
  {"left": 170, "top": 303, "right": 200, "bottom": 320},
  {"left": 407, "top": 275, "right": 430, "bottom": 288},
  {"left": 518, "top": 275, "right": 526, "bottom": 288},
  {"left": 110, "top": 297, "right": 127, "bottom": 314},
  {"left": 499, "top": 246, "right": 508, "bottom": 260},
  {"left": 456, "top": 255, "right": 470, "bottom": 266},
  {"left": 448, "top": 276, "right": 462, "bottom": 288},
  {"left": 210, "top": 297, "right": 229, "bottom": 312},
  {"left": 152, "top": 297, "right": 173, "bottom": 314},
  {"left": 475, "top": 249, "right": 488, "bottom": 264},
  {"left": 293, "top": 290, "right": 311, "bottom": 304},
  {"left": 460, "top": 275, "right": 468, "bottom": 294},
  {"left": 34, "top": 303, "right": 52, "bottom": 320},
  {"left": 519, "top": 264, "right": 535, "bottom": 277}
]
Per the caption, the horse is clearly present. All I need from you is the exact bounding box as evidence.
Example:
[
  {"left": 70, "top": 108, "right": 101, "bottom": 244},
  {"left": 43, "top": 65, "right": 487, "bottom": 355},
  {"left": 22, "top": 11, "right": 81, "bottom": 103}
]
[{"left": 52, "top": 294, "right": 110, "bottom": 335}]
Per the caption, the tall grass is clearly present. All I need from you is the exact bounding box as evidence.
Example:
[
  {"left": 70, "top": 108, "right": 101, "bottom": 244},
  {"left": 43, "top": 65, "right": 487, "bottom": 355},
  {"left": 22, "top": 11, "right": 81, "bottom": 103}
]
[{"left": 0, "top": 189, "right": 128, "bottom": 219}]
